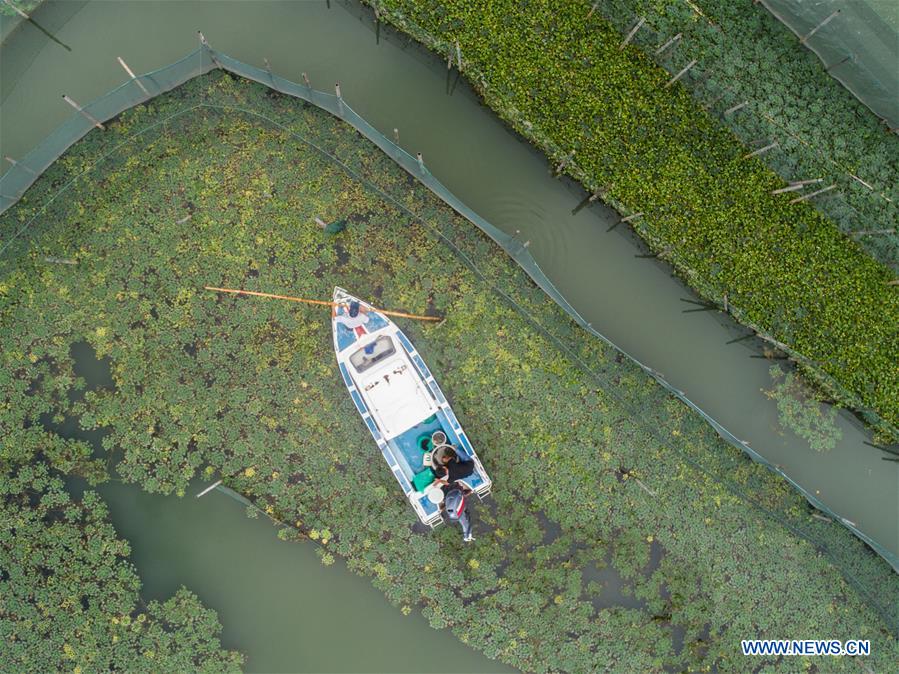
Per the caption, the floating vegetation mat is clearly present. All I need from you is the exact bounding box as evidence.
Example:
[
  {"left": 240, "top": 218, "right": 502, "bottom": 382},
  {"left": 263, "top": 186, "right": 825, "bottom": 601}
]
[{"left": 1, "top": 73, "right": 897, "bottom": 672}]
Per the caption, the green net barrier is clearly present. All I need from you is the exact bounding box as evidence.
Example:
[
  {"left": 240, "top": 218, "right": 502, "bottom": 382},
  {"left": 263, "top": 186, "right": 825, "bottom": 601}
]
[
  {"left": 0, "top": 44, "right": 896, "bottom": 632},
  {"left": 761, "top": 0, "right": 898, "bottom": 131}
]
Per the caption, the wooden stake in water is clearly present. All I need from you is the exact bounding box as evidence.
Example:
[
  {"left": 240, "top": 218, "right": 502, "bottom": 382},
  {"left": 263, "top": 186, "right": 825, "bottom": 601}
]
[
  {"left": 2, "top": 0, "right": 71, "bottom": 50},
  {"left": 445, "top": 46, "right": 454, "bottom": 93},
  {"left": 726, "top": 332, "right": 755, "bottom": 345},
  {"left": 197, "top": 31, "right": 221, "bottom": 68},
  {"left": 196, "top": 480, "right": 223, "bottom": 498},
  {"left": 665, "top": 59, "right": 697, "bottom": 88},
  {"left": 63, "top": 95, "right": 105, "bottom": 130},
  {"left": 1, "top": 0, "right": 27, "bottom": 19},
  {"left": 4, "top": 156, "right": 36, "bottom": 175},
  {"left": 620, "top": 17, "right": 645, "bottom": 49},
  {"left": 849, "top": 174, "right": 873, "bottom": 190},
  {"left": 554, "top": 151, "right": 575, "bottom": 176},
  {"left": 742, "top": 141, "right": 778, "bottom": 159},
  {"left": 801, "top": 9, "right": 840, "bottom": 44},
  {"left": 571, "top": 188, "right": 606, "bottom": 215},
  {"left": 655, "top": 33, "right": 682, "bottom": 56},
  {"left": 724, "top": 101, "right": 748, "bottom": 115},
  {"left": 116, "top": 56, "right": 150, "bottom": 96},
  {"left": 263, "top": 58, "right": 280, "bottom": 93},
  {"left": 771, "top": 183, "right": 805, "bottom": 195},
  {"left": 609, "top": 212, "right": 643, "bottom": 232},
  {"left": 789, "top": 184, "right": 836, "bottom": 204},
  {"left": 852, "top": 227, "right": 896, "bottom": 237},
  {"left": 302, "top": 72, "right": 311, "bottom": 88},
  {"left": 374, "top": 5, "right": 380, "bottom": 43}
]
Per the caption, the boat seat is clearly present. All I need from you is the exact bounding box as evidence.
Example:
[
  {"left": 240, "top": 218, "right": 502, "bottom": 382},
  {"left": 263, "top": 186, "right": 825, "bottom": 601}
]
[{"left": 457, "top": 471, "right": 485, "bottom": 492}]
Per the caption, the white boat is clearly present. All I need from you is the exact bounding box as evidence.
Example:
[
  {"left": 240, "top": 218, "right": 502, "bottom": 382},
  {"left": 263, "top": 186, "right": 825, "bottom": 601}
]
[{"left": 331, "top": 287, "right": 492, "bottom": 526}]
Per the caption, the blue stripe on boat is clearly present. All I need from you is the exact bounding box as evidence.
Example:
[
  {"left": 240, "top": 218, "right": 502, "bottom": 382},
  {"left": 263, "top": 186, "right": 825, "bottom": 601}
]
[
  {"left": 458, "top": 432, "right": 473, "bottom": 456},
  {"left": 365, "top": 417, "right": 381, "bottom": 439},
  {"left": 393, "top": 467, "right": 412, "bottom": 492},
  {"left": 429, "top": 381, "right": 446, "bottom": 404},
  {"left": 444, "top": 408, "right": 460, "bottom": 429},
  {"left": 413, "top": 355, "right": 431, "bottom": 378},
  {"left": 396, "top": 331, "right": 414, "bottom": 353},
  {"left": 338, "top": 363, "right": 353, "bottom": 388},
  {"left": 351, "top": 390, "right": 366, "bottom": 414}
]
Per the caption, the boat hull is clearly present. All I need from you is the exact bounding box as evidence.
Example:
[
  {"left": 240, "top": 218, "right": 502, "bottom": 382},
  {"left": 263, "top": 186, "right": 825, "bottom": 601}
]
[{"left": 331, "top": 287, "right": 491, "bottom": 526}]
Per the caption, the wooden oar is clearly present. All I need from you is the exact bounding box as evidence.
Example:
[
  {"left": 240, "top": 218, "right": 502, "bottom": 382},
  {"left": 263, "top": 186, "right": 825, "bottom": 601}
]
[{"left": 205, "top": 286, "right": 442, "bottom": 322}]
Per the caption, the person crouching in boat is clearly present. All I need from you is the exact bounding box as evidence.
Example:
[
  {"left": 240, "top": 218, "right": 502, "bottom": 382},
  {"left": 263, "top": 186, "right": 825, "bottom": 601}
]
[
  {"left": 433, "top": 446, "right": 476, "bottom": 542},
  {"left": 432, "top": 446, "right": 475, "bottom": 485},
  {"left": 333, "top": 300, "right": 369, "bottom": 329}
]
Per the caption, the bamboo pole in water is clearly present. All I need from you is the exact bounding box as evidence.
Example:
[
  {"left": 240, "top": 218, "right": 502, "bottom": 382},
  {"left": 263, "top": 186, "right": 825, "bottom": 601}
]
[{"left": 205, "top": 286, "right": 442, "bottom": 321}]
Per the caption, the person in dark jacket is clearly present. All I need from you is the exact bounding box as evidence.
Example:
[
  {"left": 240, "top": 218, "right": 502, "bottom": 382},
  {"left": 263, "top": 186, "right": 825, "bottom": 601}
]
[{"left": 432, "top": 445, "right": 475, "bottom": 486}]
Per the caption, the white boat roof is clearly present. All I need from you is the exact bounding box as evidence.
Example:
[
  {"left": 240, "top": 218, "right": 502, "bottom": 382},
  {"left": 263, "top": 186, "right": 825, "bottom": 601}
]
[
  {"left": 357, "top": 355, "right": 438, "bottom": 440},
  {"left": 332, "top": 287, "right": 438, "bottom": 441}
]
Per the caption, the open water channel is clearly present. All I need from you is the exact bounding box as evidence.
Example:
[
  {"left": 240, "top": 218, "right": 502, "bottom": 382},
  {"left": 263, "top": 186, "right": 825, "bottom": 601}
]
[{"left": 2, "top": 0, "right": 897, "bottom": 669}]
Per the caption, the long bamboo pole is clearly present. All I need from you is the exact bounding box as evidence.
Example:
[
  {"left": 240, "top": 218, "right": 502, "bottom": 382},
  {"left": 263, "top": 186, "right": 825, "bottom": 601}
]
[{"left": 205, "top": 286, "right": 442, "bottom": 321}]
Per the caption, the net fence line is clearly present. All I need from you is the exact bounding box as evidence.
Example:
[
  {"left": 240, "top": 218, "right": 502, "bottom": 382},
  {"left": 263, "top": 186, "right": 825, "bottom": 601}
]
[{"left": 0, "top": 44, "right": 895, "bottom": 629}]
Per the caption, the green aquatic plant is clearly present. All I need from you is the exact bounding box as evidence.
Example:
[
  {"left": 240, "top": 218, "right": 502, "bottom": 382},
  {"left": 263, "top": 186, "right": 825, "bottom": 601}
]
[
  {"left": 1, "top": 72, "right": 897, "bottom": 672},
  {"left": 0, "top": 461, "right": 242, "bottom": 672},
  {"left": 764, "top": 364, "right": 842, "bottom": 452}
]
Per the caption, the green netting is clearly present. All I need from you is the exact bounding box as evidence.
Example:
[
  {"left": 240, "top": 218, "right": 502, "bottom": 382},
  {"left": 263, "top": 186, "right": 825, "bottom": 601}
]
[
  {"left": 761, "top": 0, "right": 899, "bottom": 131},
  {"left": 0, "top": 44, "right": 896, "bottom": 635}
]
